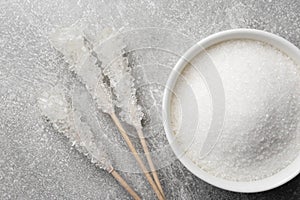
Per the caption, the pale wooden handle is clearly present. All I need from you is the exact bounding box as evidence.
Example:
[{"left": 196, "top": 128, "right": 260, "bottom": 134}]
[
  {"left": 110, "top": 169, "right": 141, "bottom": 200},
  {"left": 137, "top": 128, "right": 165, "bottom": 198},
  {"left": 110, "top": 112, "right": 165, "bottom": 200}
]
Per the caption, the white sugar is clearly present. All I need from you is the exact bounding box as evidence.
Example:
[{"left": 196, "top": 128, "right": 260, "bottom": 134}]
[{"left": 171, "top": 39, "right": 300, "bottom": 181}]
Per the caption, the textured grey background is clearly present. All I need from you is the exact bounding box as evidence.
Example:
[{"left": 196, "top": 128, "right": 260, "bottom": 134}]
[{"left": 0, "top": 0, "right": 300, "bottom": 199}]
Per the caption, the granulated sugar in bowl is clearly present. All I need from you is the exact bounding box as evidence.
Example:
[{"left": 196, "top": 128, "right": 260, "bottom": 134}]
[{"left": 163, "top": 29, "right": 300, "bottom": 193}]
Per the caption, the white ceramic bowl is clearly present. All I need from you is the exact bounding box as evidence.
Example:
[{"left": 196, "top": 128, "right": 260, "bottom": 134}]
[{"left": 162, "top": 29, "right": 300, "bottom": 193}]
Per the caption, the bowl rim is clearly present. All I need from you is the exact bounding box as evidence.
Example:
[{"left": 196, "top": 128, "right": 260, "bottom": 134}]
[{"left": 162, "top": 28, "right": 300, "bottom": 193}]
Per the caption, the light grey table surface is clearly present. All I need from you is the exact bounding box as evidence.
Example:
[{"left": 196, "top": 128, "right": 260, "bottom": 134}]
[{"left": 0, "top": 0, "right": 300, "bottom": 199}]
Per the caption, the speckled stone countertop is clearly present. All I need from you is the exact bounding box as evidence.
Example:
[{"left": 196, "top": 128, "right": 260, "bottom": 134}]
[{"left": 0, "top": 0, "right": 299, "bottom": 199}]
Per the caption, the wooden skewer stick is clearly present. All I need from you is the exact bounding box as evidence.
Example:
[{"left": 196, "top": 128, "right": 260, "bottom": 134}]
[
  {"left": 73, "top": 131, "right": 141, "bottom": 200},
  {"left": 136, "top": 128, "right": 165, "bottom": 198},
  {"left": 72, "top": 130, "right": 142, "bottom": 200},
  {"left": 108, "top": 167, "right": 141, "bottom": 200},
  {"left": 110, "top": 112, "right": 165, "bottom": 200}
]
